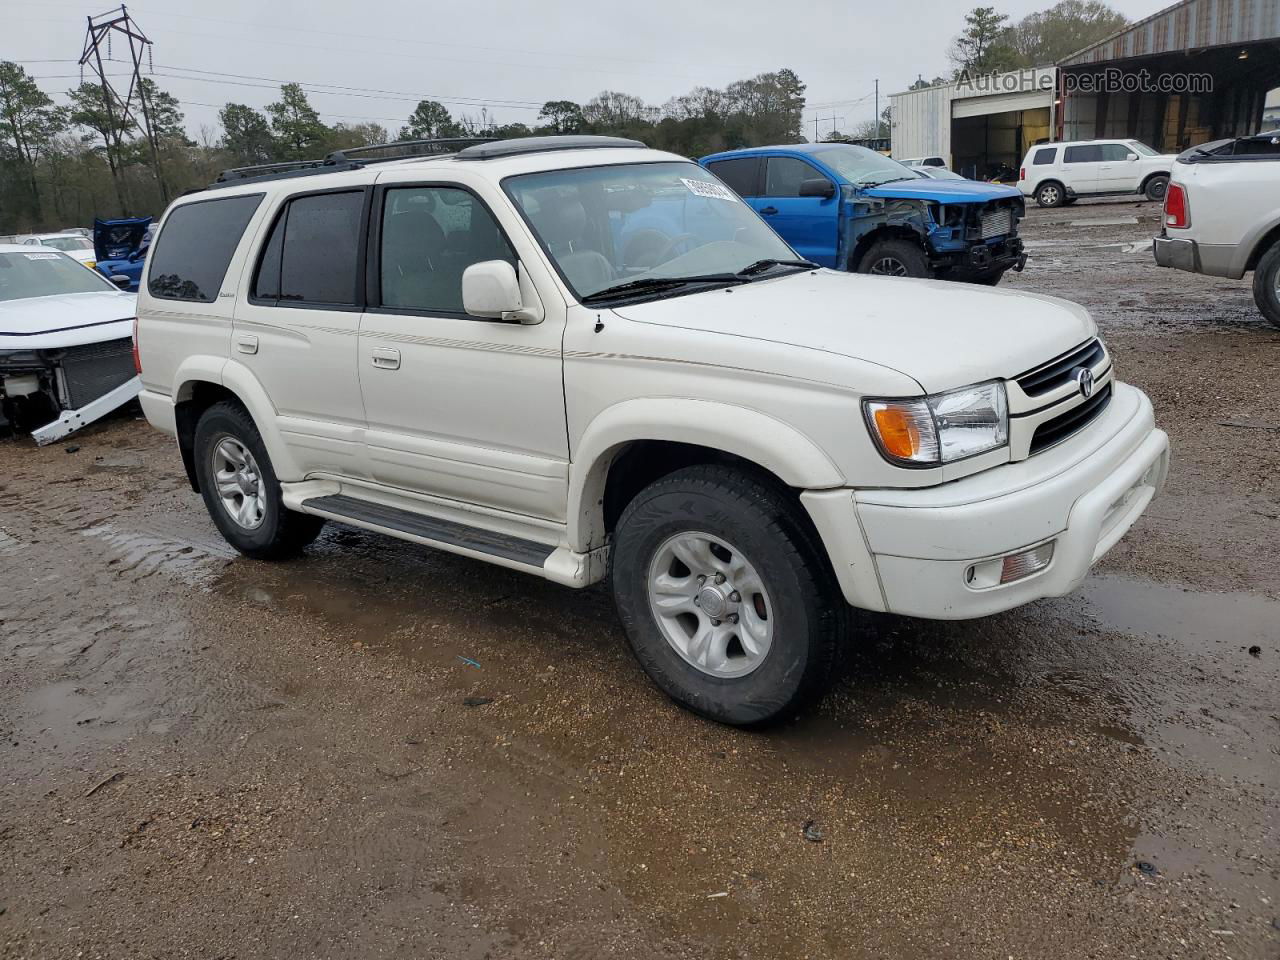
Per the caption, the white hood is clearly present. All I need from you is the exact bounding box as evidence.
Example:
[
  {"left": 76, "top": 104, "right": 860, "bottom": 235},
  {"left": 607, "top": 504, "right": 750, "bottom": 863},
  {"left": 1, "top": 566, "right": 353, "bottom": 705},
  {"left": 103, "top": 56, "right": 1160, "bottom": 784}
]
[
  {"left": 611, "top": 270, "right": 1095, "bottom": 393},
  {"left": 0, "top": 291, "right": 137, "bottom": 351}
]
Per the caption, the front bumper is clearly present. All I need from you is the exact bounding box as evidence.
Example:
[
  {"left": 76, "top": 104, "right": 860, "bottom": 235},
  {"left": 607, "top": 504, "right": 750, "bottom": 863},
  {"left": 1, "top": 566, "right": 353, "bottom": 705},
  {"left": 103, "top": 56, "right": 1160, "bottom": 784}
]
[
  {"left": 802, "top": 382, "right": 1169, "bottom": 619},
  {"left": 933, "top": 237, "right": 1026, "bottom": 277}
]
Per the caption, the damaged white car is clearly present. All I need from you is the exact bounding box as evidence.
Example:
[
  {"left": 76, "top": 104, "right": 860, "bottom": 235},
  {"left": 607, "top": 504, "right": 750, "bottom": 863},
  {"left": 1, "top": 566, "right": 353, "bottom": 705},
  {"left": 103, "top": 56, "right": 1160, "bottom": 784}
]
[{"left": 0, "top": 244, "right": 140, "bottom": 445}]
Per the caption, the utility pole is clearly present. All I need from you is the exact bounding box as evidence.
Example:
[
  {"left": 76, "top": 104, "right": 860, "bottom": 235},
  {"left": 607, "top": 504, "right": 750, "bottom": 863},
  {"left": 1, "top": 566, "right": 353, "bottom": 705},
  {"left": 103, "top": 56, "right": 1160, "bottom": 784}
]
[
  {"left": 79, "top": 5, "right": 168, "bottom": 206},
  {"left": 874, "top": 79, "right": 880, "bottom": 140},
  {"left": 812, "top": 114, "right": 844, "bottom": 141}
]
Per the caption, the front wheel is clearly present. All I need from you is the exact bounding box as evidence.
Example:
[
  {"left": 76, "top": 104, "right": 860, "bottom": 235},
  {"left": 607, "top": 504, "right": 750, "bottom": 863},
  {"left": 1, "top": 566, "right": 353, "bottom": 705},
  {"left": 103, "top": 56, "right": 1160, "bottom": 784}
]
[
  {"left": 855, "top": 238, "right": 931, "bottom": 278},
  {"left": 1144, "top": 175, "right": 1169, "bottom": 202},
  {"left": 969, "top": 270, "right": 1006, "bottom": 286},
  {"left": 194, "top": 401, "right": 325, "bottom": 559},
  {"left": 610, "top": 465, "right": 845, "bottom": 726},
  {"left": 1252, "top": 242, "right": 1280, "bottom": 329}
]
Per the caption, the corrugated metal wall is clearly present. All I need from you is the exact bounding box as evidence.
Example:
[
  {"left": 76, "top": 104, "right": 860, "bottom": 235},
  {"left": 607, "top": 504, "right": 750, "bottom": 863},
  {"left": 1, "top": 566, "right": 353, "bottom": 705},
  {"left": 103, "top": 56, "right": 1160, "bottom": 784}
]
[
  {"left": 1060, "top": 0, "right": 1280, "bottom": 65},
  {"left": 889, "top": 84, "right": 953, "bottom": 161}
]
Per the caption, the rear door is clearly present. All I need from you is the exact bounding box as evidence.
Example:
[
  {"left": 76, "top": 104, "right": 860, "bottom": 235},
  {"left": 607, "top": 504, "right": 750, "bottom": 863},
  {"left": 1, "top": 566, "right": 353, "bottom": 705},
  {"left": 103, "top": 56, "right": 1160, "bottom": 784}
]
[
  {"left": 751, "top": 156, "right": 840, "bottom": 267},
  {"left": 1097, "top": 142, "right": 1141, "bottom": 193},
  {"left": 1061, "top": 144, "right": 1103, "bottom": 195},
  {"left": 232, "top": 188, "right": 370, "bottom": 480}
]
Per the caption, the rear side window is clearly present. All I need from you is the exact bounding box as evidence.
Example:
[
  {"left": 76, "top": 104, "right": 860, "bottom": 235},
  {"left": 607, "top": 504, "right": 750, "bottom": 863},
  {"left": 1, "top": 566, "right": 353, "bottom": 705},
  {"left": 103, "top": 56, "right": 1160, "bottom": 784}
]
[
  {"left": 1064, "top": 145, "right": 1102, "bottom": 163},
  {"left": 705, "top": 158, "right": 761, "bottom": 197},
  {"left": 253, "top": 190, "right": 365, "bottom": 307},
  {"left": 147, "top": 194, "right": 262, "bottom": 302},
  {"left": 1033, "top": 147, "right": 1057, "bottom": 165},
  {"left": 1100, "top": 143, "right": 1132, "bottom": 161},
  {"left": 763, "top": 157, "right": 825, "bottom": 197}
]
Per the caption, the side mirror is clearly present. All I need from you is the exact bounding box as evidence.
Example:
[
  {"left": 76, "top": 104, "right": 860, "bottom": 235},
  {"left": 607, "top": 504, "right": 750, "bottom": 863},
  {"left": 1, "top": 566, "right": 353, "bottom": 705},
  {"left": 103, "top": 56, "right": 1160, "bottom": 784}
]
[
  {"left": 1126, "top": 153, "right": 1139, "bottom": 161},
  {"left": 109, "top": 274, "right": 131, "bottom": 289},
  {"left": 462, "top": 260, "right": 542, "bottom": 324},
  {"left": 799, "top": 178, "right": 836, "bottom": 199}
]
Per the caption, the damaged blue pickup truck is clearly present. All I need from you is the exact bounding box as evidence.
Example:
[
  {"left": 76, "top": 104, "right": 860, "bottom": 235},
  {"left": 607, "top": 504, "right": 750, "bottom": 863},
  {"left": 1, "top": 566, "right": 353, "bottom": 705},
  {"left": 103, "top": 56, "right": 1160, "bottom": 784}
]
[{"left": 700, "top": 143, "right": 1026, "bottom": 285}]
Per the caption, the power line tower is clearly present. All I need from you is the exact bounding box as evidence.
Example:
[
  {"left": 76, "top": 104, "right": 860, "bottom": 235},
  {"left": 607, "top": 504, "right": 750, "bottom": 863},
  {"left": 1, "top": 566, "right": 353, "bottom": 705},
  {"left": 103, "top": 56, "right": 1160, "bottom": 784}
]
[{"left": 79, "top": 5, "right": 168, "bottom": 205}]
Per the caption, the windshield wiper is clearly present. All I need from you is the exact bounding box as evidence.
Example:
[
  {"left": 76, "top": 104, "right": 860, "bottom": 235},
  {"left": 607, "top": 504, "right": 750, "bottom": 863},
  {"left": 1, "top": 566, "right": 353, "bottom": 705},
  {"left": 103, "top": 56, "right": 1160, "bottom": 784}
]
[
  {"left": 863, "top": 175, "right": 915, "bottom": 187},
  {"left": 579, "top": 273, "right": 746, "bottom": 303},
  {"left": 736, "top": 258, "right": 818, "bottom": 277}
]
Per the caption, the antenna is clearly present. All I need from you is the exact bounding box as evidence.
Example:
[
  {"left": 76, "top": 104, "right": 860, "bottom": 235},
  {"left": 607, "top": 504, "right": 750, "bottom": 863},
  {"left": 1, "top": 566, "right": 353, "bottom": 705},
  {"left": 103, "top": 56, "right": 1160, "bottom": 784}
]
[{"left": 79, "top": 5, "right": 168, "bottom": 204}]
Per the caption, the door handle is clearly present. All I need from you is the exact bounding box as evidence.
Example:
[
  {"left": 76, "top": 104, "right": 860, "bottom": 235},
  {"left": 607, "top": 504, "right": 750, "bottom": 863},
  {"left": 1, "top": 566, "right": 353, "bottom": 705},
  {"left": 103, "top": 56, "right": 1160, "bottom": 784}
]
[
  {"left": 236, "top": 334, "right": 258, "bottom": 355},
  {"left": 760, "top": 206, "right": 779, "bottom": 215},
  {"left": 371, "top": 347, "right": 401, "bottom": 370}
]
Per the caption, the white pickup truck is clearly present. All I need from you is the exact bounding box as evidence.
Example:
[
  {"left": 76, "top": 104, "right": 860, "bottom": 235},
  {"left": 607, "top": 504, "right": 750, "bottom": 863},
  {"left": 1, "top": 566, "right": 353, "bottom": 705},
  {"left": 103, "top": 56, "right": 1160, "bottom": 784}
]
[
  {"left": 135, "top": 135, "right": 1170, "bottom": 725},
  {"left": 1153, "top": 132, "right": 1280, "bottom": 327}
]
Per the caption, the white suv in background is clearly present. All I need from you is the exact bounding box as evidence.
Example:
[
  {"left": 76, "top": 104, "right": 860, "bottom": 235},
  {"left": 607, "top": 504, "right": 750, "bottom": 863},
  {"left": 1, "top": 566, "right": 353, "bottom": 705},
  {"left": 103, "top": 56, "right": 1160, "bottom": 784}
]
[
  {"left": 1018, "top": 139, "right": 1176, "bottom": 207},
  {"left": 134, "top": 135, "right": 1169, "bottom": 726}
]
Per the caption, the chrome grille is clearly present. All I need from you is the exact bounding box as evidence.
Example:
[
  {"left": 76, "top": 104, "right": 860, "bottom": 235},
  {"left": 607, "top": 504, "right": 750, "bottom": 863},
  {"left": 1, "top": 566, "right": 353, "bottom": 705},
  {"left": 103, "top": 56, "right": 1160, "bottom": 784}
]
[
  {"left": 980, "top": 208, "right": 1013, "bottom": 240},
  {"left": 1016, "top": 339, "right": 1106, "bottom": 397},
  {"left": 1030, "top": 384, "right": 1113, "bottom": 453}
]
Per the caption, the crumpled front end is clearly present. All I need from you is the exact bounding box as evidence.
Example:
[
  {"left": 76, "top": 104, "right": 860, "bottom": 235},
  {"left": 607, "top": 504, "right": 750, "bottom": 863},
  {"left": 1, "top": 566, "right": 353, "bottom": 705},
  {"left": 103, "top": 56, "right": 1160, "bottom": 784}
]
[
  {"left": 1, "top": 337, "right": 141, "bottom": 444},
  {"left": 925, "top": 195, "right": 1027, "bottom": 279}
]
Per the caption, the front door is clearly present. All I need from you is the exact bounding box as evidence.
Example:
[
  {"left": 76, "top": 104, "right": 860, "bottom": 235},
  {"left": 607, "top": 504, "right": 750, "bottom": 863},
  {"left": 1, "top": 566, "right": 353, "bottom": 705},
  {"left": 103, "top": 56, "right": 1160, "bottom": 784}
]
[
  {"left": 750, "top": 156, "right": 841, "bottom": 267},
  {"left": 1097, "top": 142, "right": 1142, "bottom": 193},
  {"left": 357, "top": 181, "right": 569, "bottom": 522}
]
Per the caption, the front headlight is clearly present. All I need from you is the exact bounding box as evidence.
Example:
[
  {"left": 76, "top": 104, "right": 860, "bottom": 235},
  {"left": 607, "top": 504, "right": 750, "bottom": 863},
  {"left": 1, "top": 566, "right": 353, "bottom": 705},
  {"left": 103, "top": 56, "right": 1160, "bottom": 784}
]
[{"left": 864, "top": 381, "right": 1008, "bottom": 467}]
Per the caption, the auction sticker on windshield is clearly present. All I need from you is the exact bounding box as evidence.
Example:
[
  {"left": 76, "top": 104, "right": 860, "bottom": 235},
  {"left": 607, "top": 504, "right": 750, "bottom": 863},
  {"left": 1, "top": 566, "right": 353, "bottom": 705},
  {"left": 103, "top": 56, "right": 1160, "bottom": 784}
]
[
  {"left": 681, "top": 178, "right": 739, "bottom": 202},
  {"left": 24, "top": 253, "right": 61, "bottom": 260}
]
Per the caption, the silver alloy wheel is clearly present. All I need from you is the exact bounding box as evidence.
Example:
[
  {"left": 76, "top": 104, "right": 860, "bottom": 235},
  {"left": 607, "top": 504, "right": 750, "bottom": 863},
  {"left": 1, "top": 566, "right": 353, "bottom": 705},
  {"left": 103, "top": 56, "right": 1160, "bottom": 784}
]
[
  {"left": 1039, "top": 184, "right": 1060, "bottom": 205},
  {"left": 1275, "top": 263, "right": 1280, "bottom": 298},
  {"left": 647, "top": 531, "right": 774, "bottom": 679},
  {"left": 212, "top": 437, "right": 267, "bottom": 531},
  {"left": 869, "top": 257, "right": 909, "bottom": 277}
]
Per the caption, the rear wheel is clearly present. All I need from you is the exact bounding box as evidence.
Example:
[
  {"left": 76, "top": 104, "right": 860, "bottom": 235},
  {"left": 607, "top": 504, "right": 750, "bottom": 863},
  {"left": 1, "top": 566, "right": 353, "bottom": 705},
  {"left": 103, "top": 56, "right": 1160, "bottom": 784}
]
[
  {"left": 194, "top": 401, "right": 325, "bottom": 559},
  {"left": 610, "top": 465, "right": 845, "bottom": 726},
  {"left": 1144, "top": 175, "right": 1169, "bottom": 202},
  {"left": 1252, "top": 242, "right": 1280, "bottom": 329},
  {"left": 855, "top": 238, "right": 931, "bottom": 279},
  {"left": 1035, "top": 181, "right": 1065, "bottom": 208}
]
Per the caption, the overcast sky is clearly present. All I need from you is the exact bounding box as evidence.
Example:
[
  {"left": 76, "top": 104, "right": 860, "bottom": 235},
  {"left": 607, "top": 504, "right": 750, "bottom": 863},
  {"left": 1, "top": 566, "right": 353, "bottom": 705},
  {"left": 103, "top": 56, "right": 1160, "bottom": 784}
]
[{"left": 6, "top": 0, "right": 1174, "bottom": 141}]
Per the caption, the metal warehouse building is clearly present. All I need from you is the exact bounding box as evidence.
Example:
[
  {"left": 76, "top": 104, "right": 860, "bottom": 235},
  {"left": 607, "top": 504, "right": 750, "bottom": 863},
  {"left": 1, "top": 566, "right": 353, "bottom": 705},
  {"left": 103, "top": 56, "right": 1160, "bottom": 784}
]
[{"left": 890, "top": 0, "right": 1280, "bottom": 175}]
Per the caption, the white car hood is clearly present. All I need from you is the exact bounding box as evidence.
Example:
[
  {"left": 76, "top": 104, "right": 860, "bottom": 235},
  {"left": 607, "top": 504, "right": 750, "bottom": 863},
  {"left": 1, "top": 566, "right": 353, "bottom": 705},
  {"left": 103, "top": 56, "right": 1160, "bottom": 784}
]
[
  {"left": 611, "top": 269, "right": 1095, "bottom": 393},
  {"left": 0, "top": 291, "right": 137, "bottom": 351}
]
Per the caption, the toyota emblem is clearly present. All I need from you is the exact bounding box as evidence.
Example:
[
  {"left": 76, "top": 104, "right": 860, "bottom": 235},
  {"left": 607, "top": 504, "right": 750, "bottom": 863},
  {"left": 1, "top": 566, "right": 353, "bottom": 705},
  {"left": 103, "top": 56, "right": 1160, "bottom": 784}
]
[{"left": 1074, "top": 367, "right": 1095, "bottom": 399}]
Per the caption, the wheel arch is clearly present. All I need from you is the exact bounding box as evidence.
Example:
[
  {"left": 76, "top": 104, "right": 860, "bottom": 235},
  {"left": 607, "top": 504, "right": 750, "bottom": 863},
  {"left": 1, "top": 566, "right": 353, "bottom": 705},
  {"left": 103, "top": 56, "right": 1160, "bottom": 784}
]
[
  {"left": 567, "top": 399, "right": 844, "bottom": 553},
  {"left": 848, "top": 224, "right": 926, "bottom": 272},
  {"left": 1140, "top": 170, "right": 1170, "bottom": 191},
  {"left": 1244, "top": 219, "right": 1280, "bottom": 273}
]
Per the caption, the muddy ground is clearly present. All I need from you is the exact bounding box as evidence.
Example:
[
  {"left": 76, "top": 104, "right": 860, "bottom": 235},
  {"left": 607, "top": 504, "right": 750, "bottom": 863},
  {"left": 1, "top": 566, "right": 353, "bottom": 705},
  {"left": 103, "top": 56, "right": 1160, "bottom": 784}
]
[{"left": 2, "top": 199, "right": 1278, "bottom": 959}]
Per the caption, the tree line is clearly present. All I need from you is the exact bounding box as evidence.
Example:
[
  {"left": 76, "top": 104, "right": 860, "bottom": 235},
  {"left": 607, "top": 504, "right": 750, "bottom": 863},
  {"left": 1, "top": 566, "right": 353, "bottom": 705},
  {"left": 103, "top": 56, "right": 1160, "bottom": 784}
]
[{"left": 0, "top": 64, "right": 806, "bottom": 235}]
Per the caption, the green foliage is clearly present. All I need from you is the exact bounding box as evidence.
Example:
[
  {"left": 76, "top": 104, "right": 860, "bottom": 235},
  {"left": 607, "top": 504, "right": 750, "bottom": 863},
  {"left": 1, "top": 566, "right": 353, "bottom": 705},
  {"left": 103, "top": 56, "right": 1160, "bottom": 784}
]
[
  {"left": 948, "top": 2, "right": 1127, "bottom": 78},
  {"left": 219, "top": 103, "right": 274, "bottom": 166},
  {"left": 267, "top": 83, "right": 327, "bottom": 160},
  {"left": 399, "top": 99, "right": 462, "bottom": 141}
]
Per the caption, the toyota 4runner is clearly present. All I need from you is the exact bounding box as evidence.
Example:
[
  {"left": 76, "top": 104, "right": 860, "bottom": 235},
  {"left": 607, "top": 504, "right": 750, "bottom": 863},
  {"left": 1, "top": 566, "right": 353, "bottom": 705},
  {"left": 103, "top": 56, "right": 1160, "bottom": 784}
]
[{"left": 135, "top": 135, "right": 1170, "bottom": 726}]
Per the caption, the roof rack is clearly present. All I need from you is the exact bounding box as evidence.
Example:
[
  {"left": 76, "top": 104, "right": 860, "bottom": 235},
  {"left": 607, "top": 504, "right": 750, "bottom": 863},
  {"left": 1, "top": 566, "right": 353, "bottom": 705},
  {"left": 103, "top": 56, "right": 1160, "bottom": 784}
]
[
  {"left": 208, "top": 137, "right": 495, "bottom": 190},
  {"left": 454, "top": 135, "right": 646, "bottom": 160}
]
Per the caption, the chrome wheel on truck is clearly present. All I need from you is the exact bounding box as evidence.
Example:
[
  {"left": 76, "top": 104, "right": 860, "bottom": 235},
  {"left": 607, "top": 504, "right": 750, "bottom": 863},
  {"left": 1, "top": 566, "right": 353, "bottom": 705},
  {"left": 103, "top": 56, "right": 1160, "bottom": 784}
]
[
  {"left": 212, "top": 437, "right": 267, "bottom": 531},
  {"left": 647, "top": 531, "right": 774, "bottom": 679}
]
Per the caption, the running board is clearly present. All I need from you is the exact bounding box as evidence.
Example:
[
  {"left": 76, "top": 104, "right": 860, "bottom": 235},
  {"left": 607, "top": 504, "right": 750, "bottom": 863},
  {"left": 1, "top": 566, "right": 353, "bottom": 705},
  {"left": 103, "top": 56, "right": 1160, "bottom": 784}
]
[{"left": 296, "top": 492, "right": 605, "bottom": 588}]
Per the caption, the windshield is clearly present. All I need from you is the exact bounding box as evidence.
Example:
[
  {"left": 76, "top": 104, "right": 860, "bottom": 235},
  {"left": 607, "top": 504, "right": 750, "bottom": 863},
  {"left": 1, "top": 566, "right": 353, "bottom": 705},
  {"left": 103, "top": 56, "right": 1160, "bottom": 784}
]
[
  {"left": 1127, "top": 141, "right": 1160, "bottom": 157},
  {"left": 812, "top": 145, "right": 921, "bottom": 186},
  {"left": 504, "top": 161, "right": 799, "bottom": 299},
  {"left": 0, "top": 251, "right": 115, "bottom": 302},
  {"left": 922, "top": 168, "right": 966, "bottom": 180},
  {"left": 39, "top": 236, "right": 94, "bottom": 252}
]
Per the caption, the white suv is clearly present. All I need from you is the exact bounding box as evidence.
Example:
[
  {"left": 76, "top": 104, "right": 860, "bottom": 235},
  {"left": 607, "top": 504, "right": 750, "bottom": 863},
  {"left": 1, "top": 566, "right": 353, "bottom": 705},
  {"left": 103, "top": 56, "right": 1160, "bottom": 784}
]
[
  {"left": 135, "top": 135, "right": 1170, "bottom": 725},
  {"left": 1018, "top": 139, "right": 1176, "bottom": 207}
]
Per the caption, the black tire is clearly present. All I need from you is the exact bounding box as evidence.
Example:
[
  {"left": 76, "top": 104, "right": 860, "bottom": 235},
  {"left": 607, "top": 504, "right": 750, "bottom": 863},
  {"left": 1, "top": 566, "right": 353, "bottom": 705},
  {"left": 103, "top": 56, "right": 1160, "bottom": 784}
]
[
  {"left": 1252, "top": 242, "right": 1280, "bottom": 329},
  {"left": 855, "top": 238, "right": 931, "bottom": 278},
  {"left": 1144, "top": 175, "right": 1169, "bottom": 202},
  {"left": 193, "top": 401, "right": 325, "bottom": 559},
  {"left": 970, "top": 270, "right": 1006, "bottom": 286},
  {"left": 1035, "top": 181, "right": 1065, "bottom": 208},
  {"left": 610, "top": 464, "right": 845, "bottom": 726},
  {"left": 1062, "top": 196, "right": 1079, "bottom": 206}
]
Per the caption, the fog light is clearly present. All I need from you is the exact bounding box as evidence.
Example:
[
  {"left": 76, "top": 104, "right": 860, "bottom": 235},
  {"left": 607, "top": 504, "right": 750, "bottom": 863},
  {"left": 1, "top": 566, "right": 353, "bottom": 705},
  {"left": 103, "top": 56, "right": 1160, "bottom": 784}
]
[
  {"left": 965, "top": 541, "right": 1056, "bottom": 589},
  {"left": 1000, "top": 542, "right": 1055, "bottom": 584}
]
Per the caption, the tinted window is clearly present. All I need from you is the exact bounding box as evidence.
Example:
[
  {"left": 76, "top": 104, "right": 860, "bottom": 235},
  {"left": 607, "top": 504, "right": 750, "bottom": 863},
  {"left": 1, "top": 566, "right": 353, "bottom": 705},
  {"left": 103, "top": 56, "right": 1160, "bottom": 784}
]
[
  {"left": 705, "top": 158, "right": 760, "bottom": 197},
  {"left": 380, "top": 187, "right": 515, "bottom": 314},
  {"left": 277, "top": 191, "right": 364, "bottom": 305},
  {"left": 148, "top": 195, "right": 262, "bottom": 302},
  {"left": 1100, "top": 143, "right": 1133, "bottom": 161},
  {"left": 764, "top": 157, "right": 825, "bottom": 197},
  {"left": 1033, "top": 147, "right": 1057, "bottom": 165},
  {"left": 1064, "top": 145, "right": 1103, "bottom": 163},
  {"left": 253, "top": 210, "right": 285, "bottom": 300}
]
